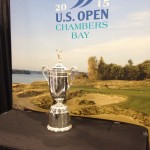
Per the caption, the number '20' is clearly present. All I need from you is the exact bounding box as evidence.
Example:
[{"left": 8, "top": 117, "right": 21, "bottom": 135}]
[{"left": 55, "top": 4, "right": 67, "bottom": 11}]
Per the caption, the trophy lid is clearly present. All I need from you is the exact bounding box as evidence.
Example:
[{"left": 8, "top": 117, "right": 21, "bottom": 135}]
[
  {"left": 52, "top": 63, "right": 66, "bottom": 69},
  {"left": 52, "top": 49, "right": 66, "bottom": 70}
]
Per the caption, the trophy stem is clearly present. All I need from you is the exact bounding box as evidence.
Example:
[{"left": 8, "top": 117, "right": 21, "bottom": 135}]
[
  {"left": 47, "top": 98, "right": 72, "bottom": 132},
  {"left": 55, "top": 98, "right": 64, "bottom": 106}
]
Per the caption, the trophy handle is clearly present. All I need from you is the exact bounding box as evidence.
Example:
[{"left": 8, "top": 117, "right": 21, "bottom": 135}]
[
  {"left": 68, "top": 66, "right": 78, "bottom": 89},
  {"left": 42, "top": 66, "right": 50, "bottom": 84}
]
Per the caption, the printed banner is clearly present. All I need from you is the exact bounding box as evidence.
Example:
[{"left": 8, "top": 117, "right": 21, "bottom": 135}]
[{"left": 11, "top": 0, "right": 150, "bottom": 129}]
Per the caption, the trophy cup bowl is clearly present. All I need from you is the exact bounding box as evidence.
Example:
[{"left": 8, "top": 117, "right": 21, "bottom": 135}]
[{"left": 42, "top": 50, "right": 77, "bottom": 132}]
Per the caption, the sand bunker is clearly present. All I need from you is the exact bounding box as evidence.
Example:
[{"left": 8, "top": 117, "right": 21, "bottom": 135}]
[{"left": 67, "top": 93, "right": 127, "bottom": 108}]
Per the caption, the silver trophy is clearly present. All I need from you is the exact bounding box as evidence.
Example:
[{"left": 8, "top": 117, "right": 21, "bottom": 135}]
[{"left": 42, "top": 49, "right": 77, "bottom": 132}]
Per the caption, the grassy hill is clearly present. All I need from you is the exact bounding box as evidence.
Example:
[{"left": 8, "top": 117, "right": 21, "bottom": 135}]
[{"left": 13, "top": 79, "right": 150, "bottom": 114}]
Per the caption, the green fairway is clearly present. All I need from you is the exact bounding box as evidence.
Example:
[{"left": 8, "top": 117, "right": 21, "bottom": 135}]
[{"left": 71, "top": 86, "right": 150, "bottom": 115}]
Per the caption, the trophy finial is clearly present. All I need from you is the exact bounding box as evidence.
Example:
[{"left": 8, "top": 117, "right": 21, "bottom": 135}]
[{"left": 56, "top": 49, "right": 62, "bottom": 63}]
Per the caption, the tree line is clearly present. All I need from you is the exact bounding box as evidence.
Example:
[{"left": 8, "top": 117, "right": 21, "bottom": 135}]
[{"left": 87, "top": 56, "right": 150, "bottom": 80}]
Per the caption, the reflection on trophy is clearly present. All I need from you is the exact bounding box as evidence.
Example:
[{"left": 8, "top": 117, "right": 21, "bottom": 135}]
[{"left": 42, "top": 49, "right": 77, "bottom": 132}]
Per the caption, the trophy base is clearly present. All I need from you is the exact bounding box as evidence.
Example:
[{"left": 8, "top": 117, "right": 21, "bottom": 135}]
[
  {"left": 47, "top": 124, "right": 72, "bottom": 132},
  {"left": 47, "top": 102, "right": 72, "bottom": 132}
]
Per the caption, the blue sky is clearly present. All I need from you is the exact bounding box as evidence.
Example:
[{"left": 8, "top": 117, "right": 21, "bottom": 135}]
[{"left": 11, "top": 0, "right": 150, "bottom": 72}]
